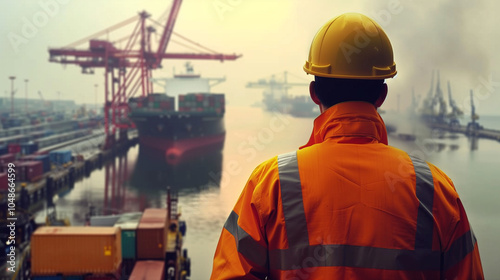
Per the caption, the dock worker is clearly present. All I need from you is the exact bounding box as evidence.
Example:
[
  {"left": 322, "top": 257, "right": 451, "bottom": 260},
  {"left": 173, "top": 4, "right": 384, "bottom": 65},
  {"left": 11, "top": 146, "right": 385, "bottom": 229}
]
[
  {"left": 166, "top": 222, "right": 182, "bottom": 267},
  {"left": 211, "top": 13, "right": 484, "bottom": 279}
]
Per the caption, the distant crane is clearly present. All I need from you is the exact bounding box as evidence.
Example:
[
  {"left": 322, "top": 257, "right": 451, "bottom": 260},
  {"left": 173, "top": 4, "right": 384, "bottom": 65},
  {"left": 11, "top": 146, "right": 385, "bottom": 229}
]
[
  {"left": 410, "top": 87, "right": 420, "bottom": 116},
  {"left": 420, "top": 70, "right": 435, "bottom": 118},
  {"left": 420, "top": 70, "right": 448, "bottom": 124},
  {"left": 433, "top": 71, "right": 447, "bottom": 122},
  {"left": 446, "top": 81, "right": 463, "bottom": 127},
  {"left": 48, "top": 0, "right": 241, "bottom": 149},
  {"left": 37, "top": 91, "right": 52, "bottom": 110},
  {"left": 9, "top": 76, "right": 16, "bottom": 115},
  {"left": 24, "top": 79, "right": 29, "bottom": 113},
  {"left": 466, "top": 90, "right": 482, "bottom": 135}
]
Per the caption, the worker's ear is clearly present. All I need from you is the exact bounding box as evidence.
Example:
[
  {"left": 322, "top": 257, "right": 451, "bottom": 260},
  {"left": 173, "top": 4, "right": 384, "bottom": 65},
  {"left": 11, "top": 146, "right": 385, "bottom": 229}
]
[
  {"left": 374, "top": 83, "right": 388, "bottom": 108},
  {"left": 309, "top": 81, "right": 321, "bottom": 105}
]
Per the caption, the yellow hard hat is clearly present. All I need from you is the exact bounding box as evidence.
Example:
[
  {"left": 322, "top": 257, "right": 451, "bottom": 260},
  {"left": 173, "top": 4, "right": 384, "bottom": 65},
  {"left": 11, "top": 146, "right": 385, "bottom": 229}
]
[{"left": 304, "top": 13, "right": 397, "bottom": 79}]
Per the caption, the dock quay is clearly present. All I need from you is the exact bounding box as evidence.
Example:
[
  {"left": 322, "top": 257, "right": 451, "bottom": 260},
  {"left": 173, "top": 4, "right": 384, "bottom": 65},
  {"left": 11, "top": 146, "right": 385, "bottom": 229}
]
[
  {"left": 428, "top": 122, "right": 500, "bottom": 141},
  {"left": 0, "top": 132, "right": 139, "bottom": 215}
]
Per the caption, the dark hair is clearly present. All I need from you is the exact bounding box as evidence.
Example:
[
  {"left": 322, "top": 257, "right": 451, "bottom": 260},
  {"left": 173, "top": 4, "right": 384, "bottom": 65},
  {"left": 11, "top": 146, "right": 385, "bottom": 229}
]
[{"left": 314, "top": 76, "right": 385, "bottom": 108}]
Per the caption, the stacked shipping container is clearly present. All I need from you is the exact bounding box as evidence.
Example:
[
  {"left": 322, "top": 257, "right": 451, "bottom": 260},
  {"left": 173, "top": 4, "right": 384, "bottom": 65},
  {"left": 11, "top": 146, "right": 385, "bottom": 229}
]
[
  {"left": 35, "top": 154, "right": 51, "bottom": 173},
  {"left": 8, "top": 143, "right": 21, "bottom": 154},
  {"left": 31, "top": 227, "right": 122, "bottom": 277},
  {"left": 0, "top": 153, "right": 15, "bottom": 167},
  {"left": 128, "top": 92, "right": 225, "bottom": 114},
  {"left": 0, "top": 154, "right": 15, "bottom": 190},
  {"left": 17, "top": 161, "right": 44, "bottom": 182},
  {"left": 0, "top": 172, "right": 7, "bottom": 191},
  {"left": 178, "top": 93, "right": 225, "bottom": 114},
  {"left": 114, "top": 212, "right": 143, "bottom": 260},
  {"left": 21, "top": 142, "right": 38, "bottom": 155},
  {"left": 129, "top": 94, "right": 175, "bottom": 112},
  {"left": 0, "top": 157, "right": 44, "bottom": 183},
  {"left": 20, "top": 154, "right": 50, "bottom": 173},
  {"left": 136, "top": 208, "right": 168, "bottom": 260},
  {"left": 49, "top": 150, "right": 72, "bottom": 166},
  {"left": 0, "top": 145, "right": 8, "bottom": 155}
]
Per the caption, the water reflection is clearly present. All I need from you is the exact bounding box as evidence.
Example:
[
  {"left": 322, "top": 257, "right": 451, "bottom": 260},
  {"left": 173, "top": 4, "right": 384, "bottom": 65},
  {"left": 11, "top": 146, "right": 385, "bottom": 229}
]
[
  {"left": 102, "top": 153, "right": 131, "bottom": 215},
  {"left": 468, "top": 136, "right": 479, "bottom": 151},
  {"left": 419, "top": 134, "right": 483, "bottom": 153},
  {"left": 128, "top": 146, "right": 223, "bottom": 195},
  {"left": 97, "top": 146, "right": 224, "bottom": 215}
]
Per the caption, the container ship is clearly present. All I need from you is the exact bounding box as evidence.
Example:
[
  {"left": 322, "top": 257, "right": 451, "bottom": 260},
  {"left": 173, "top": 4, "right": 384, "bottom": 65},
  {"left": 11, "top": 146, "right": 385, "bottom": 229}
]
[
  {"left": 246, "top": 71, "right": 319, "bottom": 118},
  {"left": 128, "top": 65, "right": 226, "bottom": 165},
  {"left": 262, "top": 94, "right": 318, "bottom": 118}
]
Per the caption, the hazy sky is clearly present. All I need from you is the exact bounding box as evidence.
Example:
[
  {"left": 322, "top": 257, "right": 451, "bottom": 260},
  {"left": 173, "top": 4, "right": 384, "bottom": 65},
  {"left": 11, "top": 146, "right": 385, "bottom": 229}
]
[{"left": 1, "top": 0, "right": 499, "bottom": 115}]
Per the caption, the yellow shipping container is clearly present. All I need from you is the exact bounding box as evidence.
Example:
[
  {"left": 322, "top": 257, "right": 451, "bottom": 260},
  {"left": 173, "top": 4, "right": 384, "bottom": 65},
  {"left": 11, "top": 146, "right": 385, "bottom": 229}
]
[{"left": 31, "top": 226, "right": 122, "bottom": 276}]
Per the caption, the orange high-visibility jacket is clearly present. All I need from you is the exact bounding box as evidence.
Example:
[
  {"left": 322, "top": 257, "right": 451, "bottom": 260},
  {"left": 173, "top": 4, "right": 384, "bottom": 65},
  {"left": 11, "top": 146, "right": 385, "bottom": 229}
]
[{"left": 211, "top": 102, "right": 484, "bottom": 279}]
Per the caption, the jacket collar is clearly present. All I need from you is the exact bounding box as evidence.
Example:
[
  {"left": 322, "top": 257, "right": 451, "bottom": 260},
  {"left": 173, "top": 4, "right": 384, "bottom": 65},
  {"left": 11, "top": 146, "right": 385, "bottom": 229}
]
[{"left": 300, "top": 101, "right": 388, "bottom": 149}]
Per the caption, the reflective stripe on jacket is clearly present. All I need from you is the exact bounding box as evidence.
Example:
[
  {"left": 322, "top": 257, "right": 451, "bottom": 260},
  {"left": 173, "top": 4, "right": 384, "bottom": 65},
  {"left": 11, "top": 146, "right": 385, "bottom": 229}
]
[{"left": 211, "top": 102, "right": 484, "bottom": 279}]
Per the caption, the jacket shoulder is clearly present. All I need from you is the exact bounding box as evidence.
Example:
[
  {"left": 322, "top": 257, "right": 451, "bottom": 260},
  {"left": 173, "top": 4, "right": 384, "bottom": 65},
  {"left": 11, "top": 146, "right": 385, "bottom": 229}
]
[{"left": 427, "top": 161, "right": 458, "bottom": 195}]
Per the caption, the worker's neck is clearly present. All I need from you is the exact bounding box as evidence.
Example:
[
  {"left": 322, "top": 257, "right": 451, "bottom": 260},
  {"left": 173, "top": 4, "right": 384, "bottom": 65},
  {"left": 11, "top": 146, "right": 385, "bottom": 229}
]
[{"left": 319, "top": 101, "right": 376, "bottom": 114}]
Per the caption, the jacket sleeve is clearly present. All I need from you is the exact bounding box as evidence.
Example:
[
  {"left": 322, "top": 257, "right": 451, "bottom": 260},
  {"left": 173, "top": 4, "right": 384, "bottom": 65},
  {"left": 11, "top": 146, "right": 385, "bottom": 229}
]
[
  {"left": 442, "top": 198, "right": 484, "bottom": 279},
  {"left": 211, "top": 159, "right": 277, "bottom": 280},
  {"left": 431, "top": 165, "right": 484, "bottom": 279}
]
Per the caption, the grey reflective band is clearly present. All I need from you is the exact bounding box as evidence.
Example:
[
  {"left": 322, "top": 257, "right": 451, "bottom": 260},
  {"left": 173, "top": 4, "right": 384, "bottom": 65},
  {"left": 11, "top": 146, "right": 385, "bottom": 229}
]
[
  {"left": 269, "top": 244, "right": 441, "bottom": 271},
  {"left": 224, "top": 211, "right": 268, "bottom": 268},
  {"left": 277, "top": 151, "right": 310, "bottom": 247},
  {"left": 408, "top": 155, "right": 435, "bottom": 250},
  {"left": 443, "top": 229, "right": 477, "bottom": 270}
]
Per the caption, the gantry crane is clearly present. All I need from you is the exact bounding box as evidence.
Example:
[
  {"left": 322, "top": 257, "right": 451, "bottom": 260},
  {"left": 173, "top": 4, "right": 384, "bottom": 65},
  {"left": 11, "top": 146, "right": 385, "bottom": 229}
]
[
  {"left": 447, "top": 81, "right": 463, "bottom": 127},
  {"left": 48, "top": 0, "right": 241, "bottom": 149},
  {"left": 420, "top": 70, "right": 435, "bottom": 119},
  {"left": 433, "top": 71, "right": 448, "bottom": 123},
  {"left": 466, "top": 90, "right": 482, "bottom": 134},
  {"left": 37, "top": 90, "right": 52, "bottom": 110},
  {"left": 420, "top": 70, "right": 448, "bottom": 124}
]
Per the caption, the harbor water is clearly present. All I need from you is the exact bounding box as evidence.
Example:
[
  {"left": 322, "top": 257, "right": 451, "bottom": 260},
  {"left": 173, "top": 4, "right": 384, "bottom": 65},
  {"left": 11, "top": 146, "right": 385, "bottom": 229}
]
[{"left": 46, "top": 106, "right": 500, "bottom": 279}]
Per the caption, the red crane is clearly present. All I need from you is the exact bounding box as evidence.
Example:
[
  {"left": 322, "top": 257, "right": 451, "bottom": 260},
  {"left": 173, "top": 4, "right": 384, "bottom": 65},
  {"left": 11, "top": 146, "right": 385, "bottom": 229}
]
[{"left": 48, "top": 0, "right": 241, "bottom": 149}]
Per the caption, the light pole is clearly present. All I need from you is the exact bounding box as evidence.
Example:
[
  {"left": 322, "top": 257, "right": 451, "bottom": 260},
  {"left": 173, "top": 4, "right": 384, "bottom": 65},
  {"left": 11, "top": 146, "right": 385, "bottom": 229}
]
[
  {"left": 24, "top": 79, "right": 29, "bottom": 113},
  {"left": 9, "top": 76, "right": 15, "bottom": 115},
  {"left": 94, "top": 84, "right": 98, "bottom": 113}
]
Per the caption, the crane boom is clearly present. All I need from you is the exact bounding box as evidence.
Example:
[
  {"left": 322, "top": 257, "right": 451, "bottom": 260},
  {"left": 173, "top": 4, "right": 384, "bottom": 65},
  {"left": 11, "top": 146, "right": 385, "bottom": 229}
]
[
  {"left": 48, "top": 1, "right": 241, "bottom": 149},
  {"left": 155, "top": 0, "right": 183, "bottom": 67},
  {"left": 447, "top": 81, "right": 463, "bottom": 116},
  {"left": 427, "top": 70, "right": 435, "bottom": 99}
]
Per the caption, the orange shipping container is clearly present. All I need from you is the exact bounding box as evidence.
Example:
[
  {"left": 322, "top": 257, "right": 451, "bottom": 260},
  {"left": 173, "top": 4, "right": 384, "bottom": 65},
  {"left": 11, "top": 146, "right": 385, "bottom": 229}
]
[
  {"left": 31, "top": 226, "right": 122, "bottom": 276},
  {"left": 129, "top": 261, "right": 165, "bottom": 280},
  {"left": 136, "top": 222, "right": 166, "bottom": 259},
  {"left": 136, "top": 208, "right": 168, "bottom": 260}
]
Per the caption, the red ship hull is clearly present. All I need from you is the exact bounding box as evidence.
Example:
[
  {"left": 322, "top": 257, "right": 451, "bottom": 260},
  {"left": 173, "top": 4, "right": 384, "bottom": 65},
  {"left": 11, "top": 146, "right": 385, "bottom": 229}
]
[{"left": 140, "top": 132, "right": 225, "bottom": 165}]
